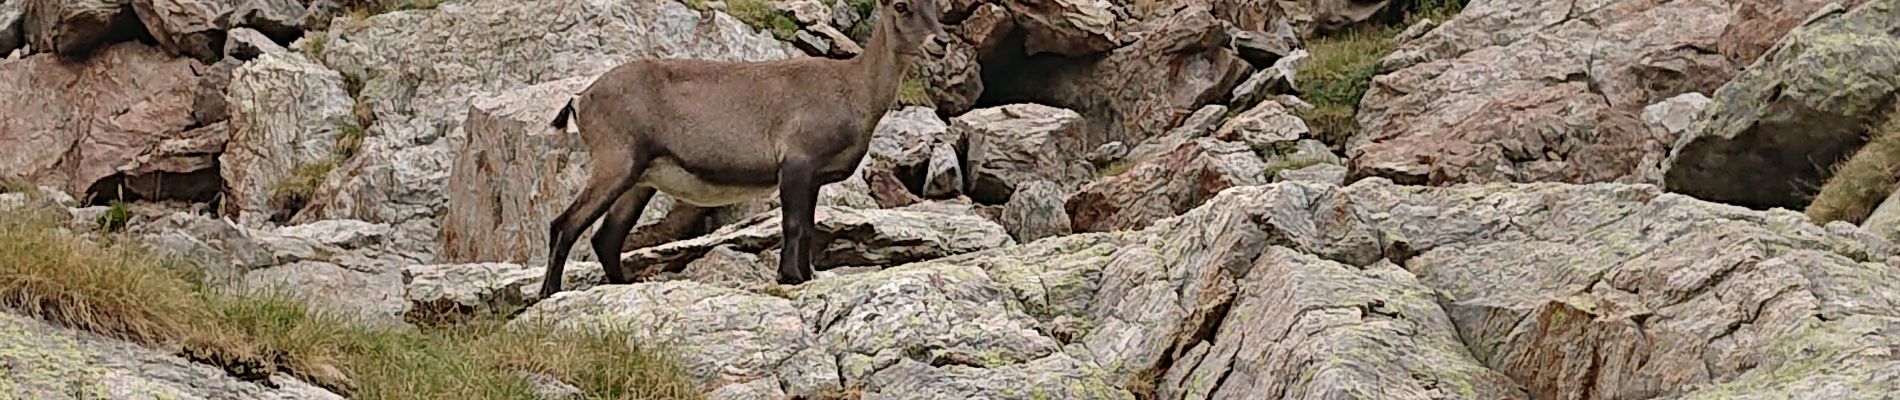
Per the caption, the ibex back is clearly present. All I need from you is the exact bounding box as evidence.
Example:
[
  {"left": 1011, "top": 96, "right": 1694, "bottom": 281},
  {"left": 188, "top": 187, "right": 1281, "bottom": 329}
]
[{"left": 538, "top": 0, "right": 949, "bottom": 298}]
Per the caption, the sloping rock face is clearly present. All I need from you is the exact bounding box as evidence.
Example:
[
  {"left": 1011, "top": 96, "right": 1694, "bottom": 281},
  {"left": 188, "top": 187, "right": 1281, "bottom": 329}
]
[
  {"left": 504, "top": 179, "right": 1900, "bottom": 397},
  {"left": 0, "top": 43, "right": 213, "bottom": 202},
  {"left": 1350, "top": 0, "right": 1835, "bottom": 186},
  {"left": 294, "top": 0, "right": 794, "bottom": 243},
  {"left": 219, "top": 51, "right": 354, "bottom": 227},
  {"left": 436, "top": 77, "right": 602, "bottom": 264},
  {"left": 22, "top": 0, "right": 138, "bottom": 57},
  {"left": 1663, "top": 0, "right": 1900, "bottom": 209},
  {"left": 130, "top": 0, "right": 227, "bottom": 61},
  {"left": 0, "top": 312, "right": 344, "bottom": 399},
  {"left": 1066, "top": 138, "right": 1267, "bottom": 232}
]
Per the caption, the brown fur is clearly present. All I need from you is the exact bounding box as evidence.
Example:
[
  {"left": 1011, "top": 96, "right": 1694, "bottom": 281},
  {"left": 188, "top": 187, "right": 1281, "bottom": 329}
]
[{"left": 538, "top": 0, "right": 949, "bottom": 297}]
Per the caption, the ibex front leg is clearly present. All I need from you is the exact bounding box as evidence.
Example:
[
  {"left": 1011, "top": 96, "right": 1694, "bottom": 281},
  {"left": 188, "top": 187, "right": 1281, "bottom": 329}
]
[{"left": 777, "top": 158, "right": 819, "bottom": 285}]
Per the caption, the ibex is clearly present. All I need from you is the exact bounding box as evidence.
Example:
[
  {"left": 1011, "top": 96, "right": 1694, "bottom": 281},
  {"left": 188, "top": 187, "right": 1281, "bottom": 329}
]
[{"left": 538, "top": 0, "right": 949, "bottom": 298}]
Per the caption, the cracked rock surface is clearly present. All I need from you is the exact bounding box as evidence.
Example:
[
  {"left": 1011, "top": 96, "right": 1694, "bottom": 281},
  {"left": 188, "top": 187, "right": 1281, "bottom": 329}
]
[{"left": 475, "top": 179, "right": 1900, "bottom": 398}]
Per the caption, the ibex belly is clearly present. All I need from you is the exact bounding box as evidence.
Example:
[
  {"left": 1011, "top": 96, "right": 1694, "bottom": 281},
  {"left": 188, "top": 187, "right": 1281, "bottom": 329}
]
[{"left": 639, "top": 158, "right": 778, "bottom": 207}]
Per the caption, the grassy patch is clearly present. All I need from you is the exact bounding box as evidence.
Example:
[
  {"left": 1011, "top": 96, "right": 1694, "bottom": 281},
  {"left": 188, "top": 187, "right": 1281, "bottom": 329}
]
[
  {"left": 0, "top": 179, "right": 36, "bottom": 194},
  {"left": 707, "top": 0, "right": 800, "bottom": 41},
  {"left": 0, "top": 206, "right": 699, "bottom": 399},
  {"left": 96, "top": 201, "right": 130, "bottom": 232},
  {"left": 1807, "top": 111, "right": 1900, "bottom": 224},
  {"left": 300, "top": 34, "right": 328, "bottom": 62},
  {"left": 1098, "top": 160, "right": 1137, "bottom": 178},
  {"left": 268, "top": 158, "right": 338, "bottom": 216},
  {"left": 897, "top": 68, "right": 932, "bottom": 107},
  {"left": 1294, "top": 0, "right": 1465, "bottom": 148}
]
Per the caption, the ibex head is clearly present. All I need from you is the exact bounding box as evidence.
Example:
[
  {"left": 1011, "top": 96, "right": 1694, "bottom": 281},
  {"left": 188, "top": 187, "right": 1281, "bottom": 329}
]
[{"left": 883, "top": 0, "right": 949, "bottom": 57}]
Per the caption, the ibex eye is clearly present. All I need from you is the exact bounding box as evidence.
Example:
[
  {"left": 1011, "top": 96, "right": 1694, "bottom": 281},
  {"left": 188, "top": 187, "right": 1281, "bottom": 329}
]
[{"left": 894, "top": 2, "right": 909, "bottom": 13}]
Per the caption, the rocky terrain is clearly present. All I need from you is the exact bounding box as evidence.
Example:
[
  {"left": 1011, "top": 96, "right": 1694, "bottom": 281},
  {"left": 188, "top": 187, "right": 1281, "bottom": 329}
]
[{"left": 3, "top": 0, "right": 1900, "bottom": 398}]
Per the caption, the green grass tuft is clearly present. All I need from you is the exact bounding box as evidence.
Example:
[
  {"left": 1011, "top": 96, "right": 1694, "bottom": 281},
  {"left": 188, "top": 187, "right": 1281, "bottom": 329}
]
[
  {"left": 722, "top": 0, "right": 801, "bottom": 41},
  {"left": 1294, "top": 0, "right": 1466, "bottom": 148},
  {"left": 1806, "top": 110, "right": 1900, "bottom": 224},
  {"left": 897, "top": 68, "right": 932, "bottom": 107},
  {"left": 268, "top": 159, "right": 338, "bottom": 217},
  {"left": 96, "top": 201, "right": 130, "bottom": 232},
  {"left": 0, "top": 207, "right": 700, "bottom": 399}
]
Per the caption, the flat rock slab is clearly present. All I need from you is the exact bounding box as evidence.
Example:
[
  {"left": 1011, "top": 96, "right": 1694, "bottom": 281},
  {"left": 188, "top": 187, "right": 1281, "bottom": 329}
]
[
  {"left": 0, "top": 312, "right": 342, "bottom": 399},
  {"left": 623, "top": 206, "right": 1013, "bottom": 273}
]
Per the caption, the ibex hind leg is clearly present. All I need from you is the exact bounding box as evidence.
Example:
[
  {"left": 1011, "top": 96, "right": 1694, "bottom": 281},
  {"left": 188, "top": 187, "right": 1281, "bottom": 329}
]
[
  {"left": 541, "top": 159, "right": 643, "bottom": 299},
  {"left": 591, "top": 185, "right": 658, "bottom": 285}
]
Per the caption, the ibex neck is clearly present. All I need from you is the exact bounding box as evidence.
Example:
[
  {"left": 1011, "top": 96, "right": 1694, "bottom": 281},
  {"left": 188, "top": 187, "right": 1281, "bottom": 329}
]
[{"left": 853, "top": 12, "right": 911, "bottom": 113}]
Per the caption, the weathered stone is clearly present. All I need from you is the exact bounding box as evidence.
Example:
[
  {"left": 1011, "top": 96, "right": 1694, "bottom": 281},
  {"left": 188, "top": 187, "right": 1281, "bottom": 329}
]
[
  {"left": 1001, "top": 0, "right": 1116, "bottom": 56},
  {"left": 654, "top": 244, "right": 777, "bottom": 291},
  {"left": 1664, "top": 0, "right": 1900, "bottom": 209},
  {"left": 0, "top": 43, "right": 208, "bottom": 201},
  {"left": 1159, "top": 250, "right": 1527, "bottom": 399},
  {"left": 774, "top": 0, "right": 831, "bottom": 26},
  {"left": 1025, "top": 5, "right": 1251, "bottom": 148},
  {"left": 246, "top": 261, "right": 405, "bottom": 325},
  {"left": 922, "top": 141, "right": 963, "bottom": 198},
  {"left": 1214, "top": 100, "right": 1308, "bottom": 151},
  {"left": 624, "top": 206, "right": 1013, "bottom": 273},
  {"left": 1393, "top": 18, "right": 1436, "bottom": 44},
  {"left": 515, "top": 282, "right": 831, "bottom": 394},
  {"left": 1123, "top": 104, "right": 1229, "bottom": 167},
  {"left": 864, "top": 354, "right": 1129, "bottom": 399},
  {"left": 1276, "top": 162, "right": 1347, "bottom": 185},
  {"left": 222, "top": 26, "right": 281, "bottom": 60},
  {"left": 955, "top": 104, "right": 1093, "bottom": 203},
  {"left": 799, "top": 263, "right": 1063, "bottom": 385},
  {"left": 218, "top": 51, "right": 354, "bottom": 227},
  {"left": 299, "top": 0, "right": 793, "bottom": 236},
  {"left": 1086, "top": 141, "right": 1128, "bottom": 167},
  {"left": 1279, "top": 0, "right": 1402, "bottom": 37},
  {"left": 1719, "top": 0, "right": 1867, "bottom": 64},
  {"left": 402, "top": 262, "right": 606, "bottom": 323},
  {"left": 1227, "top": 22, "right": 1298, "bottom": 67},
  {"left": 1352, "top": 0, "right": 1789, "bottom": 186},
  {"left": 22, "top": 0, "right": 136, "bottom": 56},
  {"left": 1227, "top": 48, "right": 1305, "bottom": 109},
  {"left": 124, "top": 209, "right": 274, "bottom": 278},
  {"left": 999, "top": 179, "right": 1070, "bottom": 244},
  {"left": 0, "top": 312, "right": 344, "bottom": 400},
  {"left": 131, "top": 0, "right": 226, "bottom": 61},
  {"left": 1067, "top": 138, "right": 1267, "bottom": 232},
  {"left": 192, "top": 56, "right": 240, "bottom": 125},
  {"left": 225, "top": 0, "right": 304, "bottom": 43},
  {"left": 1631, "top": 93, "right": 1710, "bottom": 185}
]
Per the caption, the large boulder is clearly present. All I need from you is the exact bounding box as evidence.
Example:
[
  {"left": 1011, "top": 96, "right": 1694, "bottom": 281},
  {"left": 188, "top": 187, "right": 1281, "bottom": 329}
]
[
  {"left": 1350, "top": 0, "right": 1823, "bottom": 186},
  {"left": 1663, "top": 0, "right": 1900, "bottom": 209},
  {"left": 0, "top": 43, "right": 213, "bottom": 202},
  {"left": 1024, "top": 4, "right": 1252, "bottom": 148},
  {"left": 1066, "top": 138, "right": 1268, "bottom": 232},
  {"left": 928, "top": 3, "right": 1250, "bottom": 145},
  {"left": 0, "top": 312, "right": 344, "bottom": 399},
  {"left": 245, "top": 218, "right": 428, "bottom": 325},
  {"left": 224, "top": 0, "right": 304, "bottom": 43},
  {"left": 1000, "top": 0, "right": 1118, "bottom": 56},
  {"left": 954, "top": 104, "right": 1094, "bottom": 203},
  {"left": 130, "top": 0, "right": 227, "bottom": 61},
  {"left": 21, "top": 0, "right": 137, "bottom": 57},
  {"left": 295, "top": 0, "right": 794, "bottom": 241},
  {"left": 999, "top": 179, "right": 1071, "bottom": 243},
  {"left": 218, "top": 51, "right": 355, "bottom": 227}
]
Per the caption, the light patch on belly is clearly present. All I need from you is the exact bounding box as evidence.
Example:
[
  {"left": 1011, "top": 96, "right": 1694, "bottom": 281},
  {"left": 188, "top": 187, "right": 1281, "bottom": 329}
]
[{"left": 639, "top": 159, "right": 777, "bottom": 207}]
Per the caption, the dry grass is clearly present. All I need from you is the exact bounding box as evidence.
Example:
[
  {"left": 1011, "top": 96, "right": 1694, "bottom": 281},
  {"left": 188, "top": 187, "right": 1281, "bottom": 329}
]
[
  {"left": 1807, "top": 111, "right": 1900, "bottom": 224},
  {"left": 0, "top": 205, "right": 700, "bottom": 399},
  {"left": 1294, "top": 0, "right": 1466, "bottom": 148}
]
